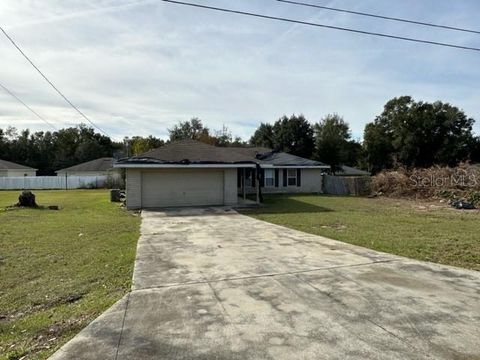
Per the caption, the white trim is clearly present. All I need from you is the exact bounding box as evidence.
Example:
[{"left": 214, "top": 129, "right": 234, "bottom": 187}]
[
  {"left": 115, "top": 163, "right": 329, "bottom": 169},
  {"left": 115, "top": 163, "right": 256, "bottom": 169},
  {"left": 260, "top": 165, "right": 330, "bottom": 169},
  {"left": 287, "top": 168, "right": 297, "bottom": 186},
  {"left": 264, "top": 168, "right": 275, "bottom": 188}
]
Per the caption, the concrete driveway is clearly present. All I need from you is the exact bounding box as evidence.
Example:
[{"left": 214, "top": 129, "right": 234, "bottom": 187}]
[{"left": 51, "top": 208, "right": 480, "bottom": 360}]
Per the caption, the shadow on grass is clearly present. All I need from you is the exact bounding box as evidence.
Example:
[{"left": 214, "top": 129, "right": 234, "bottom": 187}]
[{"left": 244, "top": 195, "right": 333, "bottom": 215}]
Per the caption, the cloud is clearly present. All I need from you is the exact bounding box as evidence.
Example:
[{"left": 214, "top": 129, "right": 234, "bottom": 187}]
[{"left": 0, "top": 0, "right": 478, "bottom": 142}]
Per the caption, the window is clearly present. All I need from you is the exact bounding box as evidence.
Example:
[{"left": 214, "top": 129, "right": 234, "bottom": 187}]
[
  {"left": 265, "top": 169, "right": 275, "bottom": 187},
  {"left": 287, "top": 169, "right": 297, "bottom": 186}
]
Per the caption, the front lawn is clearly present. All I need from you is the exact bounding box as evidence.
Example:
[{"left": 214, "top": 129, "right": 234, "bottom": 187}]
[
  {"left": 242, "top": 194, "right": 479, "bottom": 271},
  {"left": 0, "top": 190, "right": 140, "bottom": 360}
]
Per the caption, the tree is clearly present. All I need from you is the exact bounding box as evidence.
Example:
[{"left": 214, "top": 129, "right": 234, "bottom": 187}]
[
  {"left": 250, "top": 123, "right": 274, "bottom": 149},
  {"left": 363, "top": 122, "right": 395, "bottom": 173},
  {"left": 168, "top": 117, "right": 211, "bottom": 142},
  {"left": 126, "top": 136, "right": 164, "bottom": 155},
  {"left": 250, "top": 115, "right": 314, "bottom": 157},
  {"left": 313, "top": 114, "right": 356, "bottom": 173},
  {"left": 470, "top": 137, "right": 480, "bottom": 163},
  {"left": 213, "top": 125, "right": 233, "bottom": 147},
  {"left": 0, "top": 124, "right": 120, "bottom": 175},
  {"left": 363, "top": 96, "right": 475, "bottom": 171},
  {"left": 168, "top": 119, "right": 245, "bottom": 147},
  {"left": 272, "top": 115, "right": 314, "bottom": 158},
  {"left": 53, "top": 124, "right": 116, "bottom": 170}
]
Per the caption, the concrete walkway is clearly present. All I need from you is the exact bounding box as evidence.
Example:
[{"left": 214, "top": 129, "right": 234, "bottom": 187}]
[{"left": 50, "top": 208, "right": 480, "bottom": 360}]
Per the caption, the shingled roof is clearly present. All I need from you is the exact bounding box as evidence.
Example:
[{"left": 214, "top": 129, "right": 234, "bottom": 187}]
[
  {"left": 134, "top": 140, "right": 251, "bottom": 164},
  {"left": 116, "top": 140, "right": 328, "bottom": 167},
  {"left": 255, "top": 151, "right": 327, "bottom": 167},
  {"left": 56, "top": 157, "right": 114, "bottom": 173},
  {"left": 337, "top": 165, "right": 370, "bottom": 176},
  {"left": 0, "top": 159, "right": 37, "bottom": 171}
]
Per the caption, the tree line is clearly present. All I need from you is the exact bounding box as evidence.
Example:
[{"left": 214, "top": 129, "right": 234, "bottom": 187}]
[
  {"left": 1, "top": 96, "right": 479, "bottom": 175},
  {"left": 250, "top": 96, "right": 480, "bottom": 173}
]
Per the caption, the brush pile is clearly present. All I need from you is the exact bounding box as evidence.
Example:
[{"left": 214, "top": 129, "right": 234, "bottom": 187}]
[{"left": 372, "top": 164, "right": 480, "bottom": 207}]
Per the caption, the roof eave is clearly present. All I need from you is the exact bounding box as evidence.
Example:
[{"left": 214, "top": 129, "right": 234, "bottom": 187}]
[
  {"left": 260, "top": 164, "right": 330, "bottom": 169},
  {"left": 114, "top": 163, "right": 256, "bottom": 169}
]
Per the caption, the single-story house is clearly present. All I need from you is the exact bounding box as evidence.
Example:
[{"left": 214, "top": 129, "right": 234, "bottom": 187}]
[
  {"left": 335, "top": 165, "right": 370, "bottom": 177},
  {"left": 0, "top": 159, "right": 37, "bottom": 177},
  {"left": 56, "top": 157, "right": 122, "bottom": 179},
  {"left": 115, "top": 139, "right": 330, "bottom": 209}
]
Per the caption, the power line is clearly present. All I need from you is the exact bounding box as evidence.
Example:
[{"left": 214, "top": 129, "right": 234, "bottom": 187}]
[
  {"left": 276, "top": 0, "right": 480, "bottom": 35},
  {"left": 158, "top": 0, "right": 480, "bottom": 52},
  {"left": 0, "top": 26, "right": 110, "bottom": 136},
  {"left": 0, "top": 81, "right": 58, "bottom": 131}
]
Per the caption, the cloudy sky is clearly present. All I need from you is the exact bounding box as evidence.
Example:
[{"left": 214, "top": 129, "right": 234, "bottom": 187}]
[{"left": 0, "top": 0, "right": 479, "bottom": 141}]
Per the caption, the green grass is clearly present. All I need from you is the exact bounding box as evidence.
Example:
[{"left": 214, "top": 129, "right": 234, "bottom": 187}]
[
  {"left": 242, "top": 194, "right": 480, "bottom": 271},
  {"left": 0, "top": 190, "right": 140, "bottom": 360}
]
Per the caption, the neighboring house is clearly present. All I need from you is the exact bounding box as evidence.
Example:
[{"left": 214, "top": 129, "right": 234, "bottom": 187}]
[
  {"left": 335, "top": 165, "right": 370, "bottom": 177},
  {"left": 115, "top": 139, "right": 330, "bottom": 209},
  {"left": 0, "top": 159, "right": 37, "bottom": 177},
  {"left": 56, "top": 157, "right": 121, "bottom": 179}
]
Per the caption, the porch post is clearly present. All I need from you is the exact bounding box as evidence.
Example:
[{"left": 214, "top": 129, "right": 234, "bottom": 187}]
[
  {"left": 243, "top": 168, "right": 246, "bottom": 200},
  {"left": 255, "top": 172, "right": 260, "bottom": 204}
]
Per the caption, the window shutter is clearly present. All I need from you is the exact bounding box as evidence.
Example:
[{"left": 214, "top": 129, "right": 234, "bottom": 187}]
[
  {"left": 275, "top": 169, "right": 279, "bottom": 187},
  {"left": 283, "top": 169, "right": 287, "bottom": 187},
  {"left": 252, "top": 169, "right": 256, "bottom": 188},
  {"left": 237, "top": 169, "right": 242, "bottom": 188},
  {"left": 297, "top": 169, "right": 301, "bottom": 187},
  {"left": 260, "top": 169, "right": 265, "bottom": 187}
]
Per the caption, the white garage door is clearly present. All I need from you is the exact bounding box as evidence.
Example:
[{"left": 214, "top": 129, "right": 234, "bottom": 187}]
[{"left": 141, "top": 170, "right": 224, "bottom": 208}]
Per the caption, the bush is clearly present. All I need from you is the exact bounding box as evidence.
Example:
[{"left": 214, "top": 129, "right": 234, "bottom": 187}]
[{"left": 105, "top": 175, "right": 125, "bottom": 190}]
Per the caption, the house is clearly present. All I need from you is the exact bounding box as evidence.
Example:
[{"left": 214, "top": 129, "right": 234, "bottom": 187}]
[
  {"left": 335, "top": 165, "right": 370, "bottom": 177},
  {"left": 0, "top": 159, "right": 37, "bottom": 177},
  {"left": 56, "top": 157, "right": 122, "bottom": 179},
  {"left": 114, "top": 140, "right": 329, "bottom": 209}
]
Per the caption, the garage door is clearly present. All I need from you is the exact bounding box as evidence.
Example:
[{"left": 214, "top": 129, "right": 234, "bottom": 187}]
[{"left": 141, "top": 170, "right": 224, "bottom": 208}]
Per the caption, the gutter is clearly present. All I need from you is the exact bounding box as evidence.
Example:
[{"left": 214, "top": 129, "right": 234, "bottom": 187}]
[
  {"left": 114, "top": 163, "right": 257, "bottom": 169},
  {"left": 114, "top": 162, "right": 330, "bottom": 169}
]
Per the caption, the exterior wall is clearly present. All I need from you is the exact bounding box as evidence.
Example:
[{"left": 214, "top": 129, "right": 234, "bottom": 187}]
[
  {"left": 4, "top": 169, "right": 36, "bottom": 177},
  {"left": 243, "top": 168, "right": 323, "bottom": 194},
  {"left": 126, "top": 169, "right": 142, "bottom": 209},
  {"left": 125, "top": 168, "right": 239, "bottom": 209},
  {"left": 223, "top": 169, "right": 238, "bottom": 205}
]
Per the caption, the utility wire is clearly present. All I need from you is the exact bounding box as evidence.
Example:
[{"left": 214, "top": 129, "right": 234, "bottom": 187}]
[
  {"left": 0, "top": 81, "right": 58, "bottom": 131},
  {"left": 158, "top": 0, "right": 480, "bottom": 52},
  {"left": 0, "top": 26, "right": 110, "bottom": 136},
  {"left": 276, "top": 0, "right": 480, "bottom": 35}
]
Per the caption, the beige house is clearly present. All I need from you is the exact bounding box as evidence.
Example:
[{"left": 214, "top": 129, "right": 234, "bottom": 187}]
[
  {"left": 115, "top": 140, "right": 329, "bottom": 209},
  {"left": 0, "top": 159, "right": 37, "bottom": 177},
  {"left": 56, "top": 157, "right": 122, "bottom": 179}
]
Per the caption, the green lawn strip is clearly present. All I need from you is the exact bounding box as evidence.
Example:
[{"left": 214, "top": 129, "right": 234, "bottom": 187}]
[
  {"left": 0, "top": 190, "right": 140, "bottom": 360},
  {"left": 242, "top": 194, "right": 479, "bottom": 271}
]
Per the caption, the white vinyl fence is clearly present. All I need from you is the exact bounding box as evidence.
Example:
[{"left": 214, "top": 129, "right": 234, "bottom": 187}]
[{"left": 0, "top": 176, "right": 108, "bottom": 190}]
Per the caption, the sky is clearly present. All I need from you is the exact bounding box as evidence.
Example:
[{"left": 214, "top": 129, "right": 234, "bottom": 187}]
[{"left": 0, "top": 0, "right": 479, "bottom": 142}]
